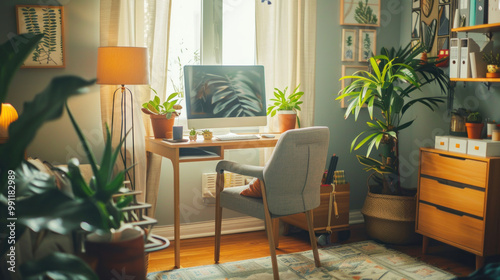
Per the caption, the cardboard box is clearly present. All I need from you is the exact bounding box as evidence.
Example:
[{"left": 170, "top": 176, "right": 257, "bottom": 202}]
[
  {"left": 449, "top": 137, "right": 468, "bottom": 154},
  {"left": 467, "top": 139, "right": 500, "bottom": 157},
  {"left": 280, "top": 183, "right": 350, "bottom": 233},
  {"left": 435, "top": 136, "right": 449, "bottom": 151}
]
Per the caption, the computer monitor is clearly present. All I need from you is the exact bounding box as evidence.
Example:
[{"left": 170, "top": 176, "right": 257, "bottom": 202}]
[{"left": 183, "top": 65, "right": 267, "bottom": 129}]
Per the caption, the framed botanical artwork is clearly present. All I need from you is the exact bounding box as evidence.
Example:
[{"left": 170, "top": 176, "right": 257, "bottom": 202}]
[
  {"left": 340, "top": 65, "right": 368, "bottom": 108},
  {"left": 341, "top": 29, "right": 357, "bottom": 62},
  {"left": 16, "top": 5, "right": 65, "bottom": 68},
  {"left": 358, "top": 29, "right": 376, "bottom": 62},
  {"left": 340, "top": 0, "right": 380, "bottom": 27},
  {"left": 411, "top": 10, "right": 421, "bottom": 39}
]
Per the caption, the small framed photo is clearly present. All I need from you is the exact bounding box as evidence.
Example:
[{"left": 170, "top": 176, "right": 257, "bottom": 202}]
[
  {"left": 413, "top": 0, "right": 421, "bottom": 9},
  {"left": 342, "top": 29, "right": 357, "bottom": 62},
  {"left": 358, "top": 29, "right": 377, "bottom": 62},
  {"left": 16, "top": 5, "right": 65, "bottom": 68},
  {"left": 411, "top": 10, "right": 421, "bottom": 39},
  {"left": 340, "top": 65, "right": 369, "bottom": 108},
  {"left": 340, "top": 0, "right": 380, "bottom": 27}
]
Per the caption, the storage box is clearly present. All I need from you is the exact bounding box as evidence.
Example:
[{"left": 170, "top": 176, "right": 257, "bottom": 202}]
[
  {"left": 280, "top": 183, "right": 350, "bottom": 233},
  {"left": 449, "top": 137, "right": 468, "bottom": 154},
  {"left": 467, "top": 139, "right": 500, "bottom": 157},
  {"left": 435, "top": 136, "right": 449, "bottom": 151}
]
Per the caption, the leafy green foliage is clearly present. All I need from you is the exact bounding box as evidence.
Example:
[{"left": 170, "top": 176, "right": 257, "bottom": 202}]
[
  {"left": 142, "top": 88, "right": 182, "bottom": 119},
  {"left": 192, "top": 71, "right": 265, "bottom": 117},
  {"left": 337, "top": 42, "right": 449, "bottom": 194},
  {"left": 466, "top": 112, "right": 482, "bottom": 123},
  {"left": 266, "top": 85, "right": 304, "bottom": 117},
  {"left": 354, "top": 0, "right": 378, "bottom": 24},
  {"left": 20, "top": 252, "right": 98, "bottom": 280},
  {"left": 482, "top": 51, "right": 500, "bottom": 66}
]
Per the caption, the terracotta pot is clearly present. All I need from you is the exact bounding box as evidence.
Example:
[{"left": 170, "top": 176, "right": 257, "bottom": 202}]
[
  {"left": 277, "top": 110, "right": 296, "bottom": 133},
  {"left": 466, "top": 122, "right": 484, "bottom": 139},
  {"left": 361, "top": 190, "right": 420, "bottom": 245},
  {"left": 85, "top": 227, "right": 146, "bottom": 280},
  {"left": 150, "top": 114, "right": 175, "bottom": 139}
]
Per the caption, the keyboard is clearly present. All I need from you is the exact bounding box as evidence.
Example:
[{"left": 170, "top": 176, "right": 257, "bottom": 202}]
[{"left": 215, "top": 134, "right": 260, "bottom": 141}]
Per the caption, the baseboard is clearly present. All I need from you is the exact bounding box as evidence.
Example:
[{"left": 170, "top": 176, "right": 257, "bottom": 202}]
[{"left": 153, "top": 210, "right": 363, "bottom": 241}]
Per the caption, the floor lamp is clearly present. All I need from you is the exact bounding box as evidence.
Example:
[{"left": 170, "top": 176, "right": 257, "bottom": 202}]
[{"left": 96, "top": 47, "right": 149, "bottom": 190}]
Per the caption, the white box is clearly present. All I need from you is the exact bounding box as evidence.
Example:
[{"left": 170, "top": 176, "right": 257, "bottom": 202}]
[
  {"left": 435, "top": 136, "right": 449, "bottom": 151},
  {"left": 467, "top": 140, "right": 500, "bottom": 157},
  {"left": 449, "top": 137, "right": 468, "bottom": 154}
]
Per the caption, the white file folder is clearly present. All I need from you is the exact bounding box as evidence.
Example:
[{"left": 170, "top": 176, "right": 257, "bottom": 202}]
[
  {"left": 450, "top": 38, "right": 461, "bottom": 78},
  {"left": 460, "top": 38, "right": 480, "bottom": 79}
]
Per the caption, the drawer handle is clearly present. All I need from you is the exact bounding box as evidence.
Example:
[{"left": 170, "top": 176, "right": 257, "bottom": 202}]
[
  {"left": 438, "top": 154, "right": 465, "bottom": 160},
  {"left": 435, "top": 205, "right": 465, "bottom": 217},
  {"left": 436, "top": 179, "right": 466, "bottom": 189}
]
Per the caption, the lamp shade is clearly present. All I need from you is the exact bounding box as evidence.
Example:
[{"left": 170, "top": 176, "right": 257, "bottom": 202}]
[
  {"left": 97, "top": 47, "right": 150, "bottom": 85},
  {"left": 0, "top": 103, "right": 18, "bottom": 140}
]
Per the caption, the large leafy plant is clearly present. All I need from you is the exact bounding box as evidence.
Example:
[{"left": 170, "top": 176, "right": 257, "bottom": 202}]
[
  {"left": 142, "top": 88, "right": 182, "bottom": 119},
  {"left": 0, "top": 33, "right": 131, "bottom": 279},
  {"left": 337, "top": 42, "right": 448, "bottom": 195}
]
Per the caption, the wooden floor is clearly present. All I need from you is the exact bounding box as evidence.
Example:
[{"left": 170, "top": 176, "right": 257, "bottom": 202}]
[{"left": 148, "top": 224, "right": 479, "bottom": 277}]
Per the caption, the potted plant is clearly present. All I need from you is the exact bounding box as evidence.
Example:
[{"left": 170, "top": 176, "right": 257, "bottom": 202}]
[
  {"left": 0, "top": 34, "right": 145, "bottom": 279},
  {"left": 466, "top": 111, "right": 483, "bottom": 139},
  {"left": 201, "top": 129, "right": 213, "bottom": 140},
  {"left": 450, "top": 108, "right": 468, "bottom": 137},
  {"left": 141, "top": 88, "right": 183, "bottom": 139},
  {"left": 189, "top": 128, "right": 198, "bottom": 141},
  {"left": 482, "top": 51, "right": 500, "bottom": 78},
  {"left": 266, "top": 84, "right": 304, "bottom": 133},
  {"left": 337, "top": 42, "right": 449, "bottom": 244}
]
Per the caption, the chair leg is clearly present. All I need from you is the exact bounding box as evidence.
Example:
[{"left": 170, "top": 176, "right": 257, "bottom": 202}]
[
  {"left": 264, "top": 212, "right": 280, "bottom": 280},
  {"left": 273, "top": 218, "right": 280, "bottom": 248},
  {"left": 305, "top": 210, "right": 321, "bottom": 267},
  {"left": 214, "top": 172, "right": 224, "bottom": 264}
]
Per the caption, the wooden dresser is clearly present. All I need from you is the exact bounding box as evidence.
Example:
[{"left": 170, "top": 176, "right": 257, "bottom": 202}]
[{"left": 417, "top": 147, "right": 500, "bottom": 269}]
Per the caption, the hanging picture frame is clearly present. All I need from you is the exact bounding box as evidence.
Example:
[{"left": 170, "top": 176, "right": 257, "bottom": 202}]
[
  {"left": 341, "top": 29, "right": 357, "bottom": 62},
  {"left": 16, "top": 5, "right": 65, "bottom": 68},
  {"left": 340, "top": 65, "right": 369, "bottom": 108},
  {"left": 412, "top": 10, "right": 421, "bottom": 39},
  {"left": 358, "top": 29, "right": 377, "bottom": 62},
  {"left": 340, "top": 0, "right": 380, "bottom": 27}
]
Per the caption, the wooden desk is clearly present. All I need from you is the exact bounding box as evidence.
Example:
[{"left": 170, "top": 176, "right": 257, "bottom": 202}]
[{"left": 145, "top": 135, "right": 280, "bottom": 268}]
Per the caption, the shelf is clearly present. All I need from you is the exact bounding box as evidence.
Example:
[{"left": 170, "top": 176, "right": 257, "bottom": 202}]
[
  {"left": 450, "top": 78, "right": 500, "bottom": 82},
  {"left": 452, "top": 23, "right": 500, "bottom": 34}
]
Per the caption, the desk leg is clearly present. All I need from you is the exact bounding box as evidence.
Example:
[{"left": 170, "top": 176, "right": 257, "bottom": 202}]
[{"left": 173, "top": 158, "right": 181, "bottom": 268}]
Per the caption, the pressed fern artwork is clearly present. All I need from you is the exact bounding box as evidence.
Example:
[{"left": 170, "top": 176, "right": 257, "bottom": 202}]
[
  {"left": 341, "top": 0, "right": 380, "bottom": 27},
  {"left": 16, "top": 5, "right": 65, "bottom": 68},
  {"left": 342, "top": 29, "right": 356, "bottom": 62},
  {"left": 359, "top": 29, "right": 376, "bottom": 62}
]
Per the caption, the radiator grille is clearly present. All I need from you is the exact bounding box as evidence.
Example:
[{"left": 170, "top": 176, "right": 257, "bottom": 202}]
[{"left": 202, "top": 172, "right": 252, "bottom": 198}]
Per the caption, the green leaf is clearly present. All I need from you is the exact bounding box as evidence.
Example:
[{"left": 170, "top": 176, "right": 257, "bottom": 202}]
[
  {"left": 0, "top": 34, "right": 44, "bottom": 105},
  {"left": 14, "top": 161, "right": 58, "bottom": 197},
  {"left": 20, "top": 252, "right": 98, "bottom": 280},
  {"left": 67, "top": 158, "right": 94, "bottom": 198}
]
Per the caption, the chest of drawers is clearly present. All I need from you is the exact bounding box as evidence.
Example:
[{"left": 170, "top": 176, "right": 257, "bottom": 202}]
[{"left": 417, "top": 148, "right": 500, "bottom": 269}]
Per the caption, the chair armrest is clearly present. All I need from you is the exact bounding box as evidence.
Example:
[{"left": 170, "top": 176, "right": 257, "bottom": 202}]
[{"left": 216, "top": 160, "right": 264, "bottom": 180}]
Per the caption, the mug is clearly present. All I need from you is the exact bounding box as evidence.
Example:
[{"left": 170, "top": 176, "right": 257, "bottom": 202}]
[{"left": 173, "top": 126, "right": 183, "bottom": 140}]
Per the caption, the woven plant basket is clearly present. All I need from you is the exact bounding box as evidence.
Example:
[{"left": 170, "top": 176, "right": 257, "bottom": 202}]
[{"left": 361, "top": 181, "right": 420, "bottom": 245}]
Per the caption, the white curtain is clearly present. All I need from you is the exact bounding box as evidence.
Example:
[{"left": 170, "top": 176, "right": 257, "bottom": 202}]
[
  {"left": 256, "top": 0, "right": 317, "bottom": 132},
  {"left": 100, "top": 0, "right": 172, "bottom": 215}
]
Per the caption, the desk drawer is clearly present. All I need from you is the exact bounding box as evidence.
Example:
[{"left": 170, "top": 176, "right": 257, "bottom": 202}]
[
  {"left": 419, "top": 177, "right": 485, "bottom": 217},
  {"left": 420, "top": 151, "right": 487, "bottom": 188},
  {"left": 417, "top": 202, "right": 484, "bottom": 253}
]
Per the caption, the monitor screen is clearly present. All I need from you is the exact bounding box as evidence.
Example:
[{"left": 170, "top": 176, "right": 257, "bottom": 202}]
[{"left": 183, "top": 65, "right": 267, "bottom": 129}]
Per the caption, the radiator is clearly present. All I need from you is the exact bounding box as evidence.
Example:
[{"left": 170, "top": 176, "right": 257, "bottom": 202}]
[{"left": 202, "top": 172, "right": 252, "bottom": 199}]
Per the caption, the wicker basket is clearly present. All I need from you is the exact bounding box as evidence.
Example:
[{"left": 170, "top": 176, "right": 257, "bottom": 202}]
[{"left": 361, "top": 189, "right": 420, "bottom": 245}]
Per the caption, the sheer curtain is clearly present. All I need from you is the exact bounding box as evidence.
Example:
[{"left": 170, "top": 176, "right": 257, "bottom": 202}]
[
  {"left": 100, "top": 0, "right": 172, "bottom": 217},
  {"left": 256, "top": 0, "right": 317, "bottom": 132}
]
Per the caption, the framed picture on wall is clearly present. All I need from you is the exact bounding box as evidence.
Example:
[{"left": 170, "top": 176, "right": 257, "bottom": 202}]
[
  {"left": 411, "top": 10, "right": 421, "bottom": 39},
  {"left": 437, "top": 4, "right": 450, "bottom": 36},
  {"left": 342, "top": 29, "right": 357, "bottom": 62},
  {"left": 340, "top": 0, "right": 380, "bottom": 27},
  {"left": 413, "top": 0, "right": 421, "bottom": 9},
  {"left": 16, "top": 5, "right": 65, "bottom": 68},
  {"left": 340, "top": 65, "right": 368, "bottom": 108},
  {"left": 358, "top": 29, "right": 377, "bottom": 62}
]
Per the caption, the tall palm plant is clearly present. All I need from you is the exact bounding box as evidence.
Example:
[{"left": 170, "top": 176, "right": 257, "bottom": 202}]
[{"left": 337, "top": 43, "right": 449, "bottom": 195}]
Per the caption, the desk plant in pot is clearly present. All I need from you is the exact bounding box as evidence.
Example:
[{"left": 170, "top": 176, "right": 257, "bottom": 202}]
[
  {"left": 337, "top": 43, "right": 448, "bottom": 244},
  {"left": 142, "top": 88, "right": 182, "bottom": 139},
  {"left": 466, "top": 111, "right": 483, "bottom": 139},
  {"left": 266, "top": 84, "right": 304, "bottom": 133},
  {"left": 0, "top": 33, "right": 144, "bottom": 279}
]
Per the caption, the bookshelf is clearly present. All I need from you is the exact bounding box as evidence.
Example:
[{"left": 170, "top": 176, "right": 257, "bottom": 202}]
[{"left": 450, "top": 23, "right": 500, "bottom": 85}]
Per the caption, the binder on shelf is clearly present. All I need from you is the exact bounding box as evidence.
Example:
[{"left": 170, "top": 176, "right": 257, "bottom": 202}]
[
  {"left": 470, "top": 0, "right": 477, "bottom": 26},
  {"left": 450, "top": 38, "right": 461, "bottom": 78},
  {"left": 475, "top": 0, "right": 488, "bottom": 25},
  {"left": 460, "top": 38, "right": 480, "bottom": 79},
  {"left": 489, "top": 0, "right": 500, "bottom": 24},
  {"left": 470, "top": 52, "right": 487, "bottom": 78},
  {"left": 460, "top": 0, "right": 470, "bottom": 26},
  {"left": 325, "top": 154, "right": 338, "bottom": 185}
]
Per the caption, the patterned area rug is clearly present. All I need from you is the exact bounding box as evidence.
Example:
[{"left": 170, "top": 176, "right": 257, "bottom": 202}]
[{"left": 147, "top": 240, "right": 456, "bottom": 280}]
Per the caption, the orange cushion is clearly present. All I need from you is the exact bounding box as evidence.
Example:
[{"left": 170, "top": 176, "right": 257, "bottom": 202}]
[{"left": 240, "top": 178, "right": 262, "bottom": 198}]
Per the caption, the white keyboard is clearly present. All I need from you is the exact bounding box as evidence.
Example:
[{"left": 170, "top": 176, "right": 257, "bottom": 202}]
[{"left": 215, "top": 134, "right": 260, "bottom": 141}]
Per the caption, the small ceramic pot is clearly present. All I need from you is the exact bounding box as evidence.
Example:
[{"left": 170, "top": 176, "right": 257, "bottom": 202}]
[
  {"left": 202, "top": 132, "right": 213, "bottom": 140},
  {"left": 189, "top": 134, "right": 197, "bottom": 141}
]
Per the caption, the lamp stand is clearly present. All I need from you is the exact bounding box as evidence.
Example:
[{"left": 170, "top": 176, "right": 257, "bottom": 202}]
[{"left": 111, "top": 85, "right": 136, "bottom": 191}]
